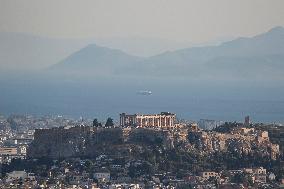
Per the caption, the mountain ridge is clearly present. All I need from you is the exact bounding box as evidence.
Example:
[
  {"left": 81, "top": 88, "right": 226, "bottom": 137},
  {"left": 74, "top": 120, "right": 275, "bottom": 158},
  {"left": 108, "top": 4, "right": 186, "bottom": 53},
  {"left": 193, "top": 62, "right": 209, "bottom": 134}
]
[{"left": 46, "top": 26, "right": 284, "bottom": 79}]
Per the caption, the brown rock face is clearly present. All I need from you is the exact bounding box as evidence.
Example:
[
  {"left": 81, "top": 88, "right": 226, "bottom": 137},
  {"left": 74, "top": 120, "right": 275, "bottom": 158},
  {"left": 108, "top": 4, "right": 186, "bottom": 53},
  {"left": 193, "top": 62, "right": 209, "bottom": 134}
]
[
  {"left": 27, "top": 126, "right": 124, "bottom": 159},
  {"left": 27, "top": 126, "right": 170, "bottom": 159}
]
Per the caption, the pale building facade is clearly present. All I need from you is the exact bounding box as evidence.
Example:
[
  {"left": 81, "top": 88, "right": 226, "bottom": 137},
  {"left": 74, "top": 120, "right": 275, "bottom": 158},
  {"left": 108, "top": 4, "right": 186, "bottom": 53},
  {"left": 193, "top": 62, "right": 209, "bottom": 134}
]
[
  {"left": 120, "top": 112, "right": 176, "bottom": 128},
  {"left": 93, "top": 172, "right": 110, "bottom": 182},
  {"left": 201, "top": 171, "right": 220, "bottom": 180},
  {"left": 0, "top": 147, "right": 17, "bottom": 155},
  {"left": 6, "top": 171, "right": 28, "bottom": 182}
]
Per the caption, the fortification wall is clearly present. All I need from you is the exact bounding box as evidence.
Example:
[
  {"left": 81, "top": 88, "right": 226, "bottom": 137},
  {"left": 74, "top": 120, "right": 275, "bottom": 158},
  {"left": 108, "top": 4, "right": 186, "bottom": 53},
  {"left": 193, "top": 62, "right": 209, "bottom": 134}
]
[{"left": 28, "top": 127, "right": 168, "bottom": 159}]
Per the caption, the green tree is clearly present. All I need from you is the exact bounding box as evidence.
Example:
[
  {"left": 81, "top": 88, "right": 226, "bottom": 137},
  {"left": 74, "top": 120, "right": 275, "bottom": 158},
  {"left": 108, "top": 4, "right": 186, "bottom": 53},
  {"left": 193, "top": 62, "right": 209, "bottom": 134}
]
[
  {"left": 231, "top": 173, "right": 245, "bottom": 183},
  {"left": 105, "top": 117, "right": 114, "bottom": 127},
  {"left": 84, "top": 159, "right": 93, "bottom": 172},
  {"left": 93, "top": 119, "right": 102, "bottom": 127}
]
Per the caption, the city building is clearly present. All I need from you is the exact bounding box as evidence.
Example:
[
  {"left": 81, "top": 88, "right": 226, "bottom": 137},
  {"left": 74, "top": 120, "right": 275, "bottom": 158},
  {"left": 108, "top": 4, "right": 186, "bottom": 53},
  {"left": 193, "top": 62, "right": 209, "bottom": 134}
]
[
  {"left": 93, "top": 172, "right": 111, "bottom": 182},
  {"left": 0, "top": 147, "right": 17, "bottom": 155},
  {"left": 6, "top": 171, "right": 28, "bottom": 182},
  {"left": 244, "top": 116, "right": 250, "bottom": 126},
  {"left": 200, "top": 171, "right": 220, "bottom": 180}
]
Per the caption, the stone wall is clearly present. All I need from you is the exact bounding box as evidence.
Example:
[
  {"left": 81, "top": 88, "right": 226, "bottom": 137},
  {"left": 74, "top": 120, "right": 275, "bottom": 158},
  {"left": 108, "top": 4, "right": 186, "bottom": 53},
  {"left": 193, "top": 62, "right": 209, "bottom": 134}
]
[
  {"left": 127, "top": 128, "right": 171, "bottom": 146},
  {"left": 28, "top": 126, "right": 170, "bottom": 159},
  {"left": 28, "top": 126, "right": 93, "bottom": 158}
]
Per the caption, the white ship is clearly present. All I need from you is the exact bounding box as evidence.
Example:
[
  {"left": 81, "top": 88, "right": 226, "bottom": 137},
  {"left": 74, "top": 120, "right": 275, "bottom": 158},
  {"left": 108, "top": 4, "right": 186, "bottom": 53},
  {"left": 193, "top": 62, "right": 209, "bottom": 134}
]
[{"left": 137, "top": 90, "right": 152, "bottom": 95}]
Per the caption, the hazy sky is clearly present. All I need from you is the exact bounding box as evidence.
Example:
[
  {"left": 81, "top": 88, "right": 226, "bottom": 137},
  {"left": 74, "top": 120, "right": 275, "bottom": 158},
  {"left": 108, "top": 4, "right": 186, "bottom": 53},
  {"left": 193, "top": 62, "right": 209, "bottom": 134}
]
[{"left": 0, "top": 0, "right": 284, "bottom": 43}]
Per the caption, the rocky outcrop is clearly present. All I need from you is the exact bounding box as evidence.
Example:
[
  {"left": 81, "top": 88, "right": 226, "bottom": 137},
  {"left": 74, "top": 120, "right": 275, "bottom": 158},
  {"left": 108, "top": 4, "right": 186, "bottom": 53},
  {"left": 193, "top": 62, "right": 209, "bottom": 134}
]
[
  {"left": 28, "top": 126, "right": 124, "bottom": 158},
  {"left": 27, "top": 126, "right": 170, "bottom": 159},
  {"left": 188, "top": 128, "right": 280, "bottom": 160}
]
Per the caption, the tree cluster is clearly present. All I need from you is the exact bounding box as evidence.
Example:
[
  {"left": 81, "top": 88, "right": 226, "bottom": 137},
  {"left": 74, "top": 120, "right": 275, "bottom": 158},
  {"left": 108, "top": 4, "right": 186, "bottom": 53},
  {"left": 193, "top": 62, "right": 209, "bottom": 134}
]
[{"left": 93, "top": 117, "right": 114, "bottom": 127}]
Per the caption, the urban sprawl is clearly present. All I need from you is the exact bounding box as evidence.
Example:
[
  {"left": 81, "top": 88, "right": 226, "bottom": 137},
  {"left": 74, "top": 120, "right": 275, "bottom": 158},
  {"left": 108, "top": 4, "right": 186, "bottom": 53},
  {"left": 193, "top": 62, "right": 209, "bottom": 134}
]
[{"left": 0, "top": 113, "right": 284, "bottom": 189}]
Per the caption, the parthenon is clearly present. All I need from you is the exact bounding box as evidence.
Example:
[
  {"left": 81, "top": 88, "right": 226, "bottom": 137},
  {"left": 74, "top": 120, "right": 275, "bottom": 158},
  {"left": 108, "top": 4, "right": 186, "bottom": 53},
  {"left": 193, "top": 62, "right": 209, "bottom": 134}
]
[{"left": 120, "top": 112, "right": 176, "bottom": 128}]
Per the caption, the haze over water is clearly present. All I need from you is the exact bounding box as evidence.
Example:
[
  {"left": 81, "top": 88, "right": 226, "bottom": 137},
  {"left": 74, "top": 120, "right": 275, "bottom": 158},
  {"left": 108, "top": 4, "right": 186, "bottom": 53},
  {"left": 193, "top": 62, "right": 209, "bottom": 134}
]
[{"left": 1, "top": 74, "right": 284, "bottom": 123}]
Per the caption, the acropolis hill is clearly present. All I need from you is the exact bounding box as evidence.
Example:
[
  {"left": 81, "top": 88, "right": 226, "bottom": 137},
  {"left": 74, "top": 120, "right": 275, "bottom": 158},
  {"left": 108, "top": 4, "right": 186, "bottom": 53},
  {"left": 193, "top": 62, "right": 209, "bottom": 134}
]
[{"left": 27, "top": 113, "right": 281, "bottom": 161}]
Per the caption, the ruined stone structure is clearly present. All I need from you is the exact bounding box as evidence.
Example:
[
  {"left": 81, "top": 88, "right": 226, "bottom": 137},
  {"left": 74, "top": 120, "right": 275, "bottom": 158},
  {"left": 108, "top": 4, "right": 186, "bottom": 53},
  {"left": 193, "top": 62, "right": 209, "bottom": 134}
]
[
  {"left": 188, "top": 126, "right": 280, "bottom": 160},
  {"left": 120, "top": 112, "right": 176, "bottom": 128}
]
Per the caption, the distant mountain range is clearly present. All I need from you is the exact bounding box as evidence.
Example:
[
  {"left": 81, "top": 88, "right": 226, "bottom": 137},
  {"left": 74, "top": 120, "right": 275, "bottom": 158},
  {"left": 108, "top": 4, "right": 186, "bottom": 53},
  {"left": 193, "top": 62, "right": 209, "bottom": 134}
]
[
  {"left": 0, "top": 32, "right": 193, "bottom": 72},
  {"left": 1, "top": 27, "right": 284, "bottom": 80},
  {"left": 49, "top": 26, "right": 284, "bottom": 80},
  {"left": 48, "top": 44, "right": 143, "bottom": 75}
]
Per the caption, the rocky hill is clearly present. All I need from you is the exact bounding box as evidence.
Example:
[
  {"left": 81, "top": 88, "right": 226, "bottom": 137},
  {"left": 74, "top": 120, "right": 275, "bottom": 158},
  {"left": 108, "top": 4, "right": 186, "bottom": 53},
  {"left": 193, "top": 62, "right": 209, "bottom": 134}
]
[{"left": 27, "top": 126, "right": 171, "bottom": 159}]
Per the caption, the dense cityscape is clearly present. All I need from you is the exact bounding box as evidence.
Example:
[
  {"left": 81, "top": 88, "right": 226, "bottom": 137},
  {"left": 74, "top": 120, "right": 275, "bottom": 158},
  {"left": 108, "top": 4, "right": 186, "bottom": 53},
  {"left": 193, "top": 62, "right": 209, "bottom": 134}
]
[
  {"left": 1, "top": 1, "right": 284, "bottom": 189},
  {"left": 0, "top": 113, "right": 283, "bottom": 188}
]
